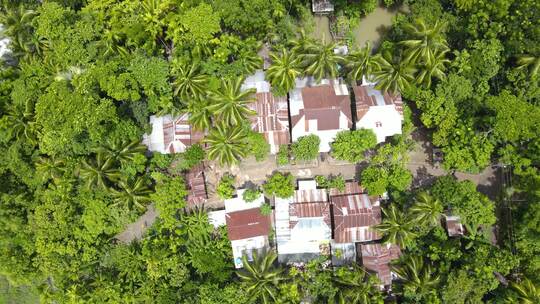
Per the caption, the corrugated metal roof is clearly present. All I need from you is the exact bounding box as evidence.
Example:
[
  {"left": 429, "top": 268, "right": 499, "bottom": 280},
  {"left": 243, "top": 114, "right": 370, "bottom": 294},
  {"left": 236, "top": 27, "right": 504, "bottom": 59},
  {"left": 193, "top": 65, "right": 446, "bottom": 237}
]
[
  {"left": 353, "top": 85, "right": 403, "bottom": 122},
  {"left": 332, "top": 194, "right": 381, "bottom": 243},
  {"left": 445, "top": 215, "right": 465, "bottom": 237},
  {"left": 294, "top": 188, "right": 328, "bottom": 204},
  {"left": 359, "top": 243, "right": 401, "bottom": 286},
  {"left": 250, "top": 92, "right": 290, "bottom": 151},
  {"left": 185, "top": 164, "right": 207, "bottom": 205},
  {"left": 225, "top": 208, "right": 271, "bottom": 241}
]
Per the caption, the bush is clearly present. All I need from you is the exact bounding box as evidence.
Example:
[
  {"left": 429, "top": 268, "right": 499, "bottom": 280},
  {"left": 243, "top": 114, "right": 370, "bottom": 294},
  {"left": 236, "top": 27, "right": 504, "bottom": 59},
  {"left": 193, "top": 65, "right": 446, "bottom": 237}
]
[
  {"left": 259, "top": 202, "right": 272, "bottom": 216},
  {"left": 291, "top": 135, "right": 320, "bottom": 161},
  {"left": 263, "top": 172, "right": 295, "bottom": 198},
  {"left": 150, "top": 153, "right": 172, "bottom": 170},
  {"left": 315, "top": 175, "right": 346, "bottom": 191},
  {"left": 216, "top": 174, "right": 235, "bottom": 199},
  {"left": 330, "top": 129, "right": 377, "bottom": 163},
  {"left": 277, "top": 145, "right": 290, "bottom": 166},
  {"left": 246, "top": 131, "right": 270, "bottom": 161},
  {"left": 242, "top": 188, "right": 261, "bottom": 202}
]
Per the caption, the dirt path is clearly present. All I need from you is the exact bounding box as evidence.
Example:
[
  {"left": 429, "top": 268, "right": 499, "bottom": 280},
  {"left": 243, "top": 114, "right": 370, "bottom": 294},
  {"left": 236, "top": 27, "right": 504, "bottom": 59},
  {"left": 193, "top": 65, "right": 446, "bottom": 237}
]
[{"left": 115, "top": 204, "right": 158, "bottom": 244}]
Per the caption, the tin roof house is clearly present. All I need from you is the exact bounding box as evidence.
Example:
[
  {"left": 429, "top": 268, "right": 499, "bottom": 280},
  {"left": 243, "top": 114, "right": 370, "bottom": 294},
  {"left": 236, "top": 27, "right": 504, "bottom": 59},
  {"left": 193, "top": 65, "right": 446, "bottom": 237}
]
[
  {"left": 242, "top": 71, "right": 291, "bottom": 154},
  {"left": 275, "top": 179, "right": 332, "bottom": 263},
  {"left": 290, "top": 78, "right": 353, "bottom": 152},
  {"left": 312, "top": 0, "right": 334, "bottom": 14},
  {"left": 444, "top": 214, "right": 465, "bottom": 237},
  {"left": 225, "top": 189, "right": 272, "bottom": 268},
  {"left": 184, "top": 164, "right": 208, "bottom": 205},
  {"left": 353, "top": 83, "right": 404, "bottom": 144},
  {"left": 359, "top": 243, "right": 401, "bottom": 288},
  {"left": 143, "top": 114, "right": 204, "bottom": 154}
]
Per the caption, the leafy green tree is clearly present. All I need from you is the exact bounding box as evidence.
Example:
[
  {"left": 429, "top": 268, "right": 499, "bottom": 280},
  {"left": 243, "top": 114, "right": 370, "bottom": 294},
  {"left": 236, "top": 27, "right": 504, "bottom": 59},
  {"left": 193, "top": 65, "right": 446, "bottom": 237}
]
[
  {"left": 303, "top": 41, "right": 344, "bottom": 82},
  {"left": 243, "top": 188, "right": 261, "bottom": 203},
  {"left": 507, "top": 278, "right": 540, "bottom": 304},
  {"left": 237, "top": 49, "right": 263, "bottom": 75},
  {"left": 0, "top": 5, "right": 38, "bottom": 57},
  {"left": 207, "top": 78, "right": 256, "bottom": 126},
  {"left": 246, "top": 131, "right": 270, "bottom": 161},
  {"left": 400, "top": 19, "right": 448, "bottom": 65},
  {"left": 516, "top": 55, "right": 540, "bottom": 78},
  {"left": 392, "top": 255, "right": 440, "bottom": 302},
  {"left": 96, "top": 139, "right": 146, "bottom": 165},
  {"left": 111, "top": 176, "right": 152, "bottom": 211},
  {"left": 150, "top": 172, "right": 187, "bottom": 228},
  {"left": 409, "top": 192, "right": 443, "bottom": 228},
  {"left": 376, "top": 205, "right": 417, "bottom": 248},
  {"left": 276, "top": 145, "right": 289, "bottom": 166},
  {"left": 216, "top": 174, "right": 235, "bottom": 200},
  {"left": 330, "top": 129, "right": 377, "bottom": 163},
  {"left": 171, "top": 62, "right": 209, "bottom": 100},
  {"left": 204, "top": 124, "right": 247, "bottom": 166},
  {"left": 236, "top": 251, "right": 284, "bottom": 304},
  {"left": 291, "top": 134, "right": 320, "bottom": 161},
  {"left": 173, "top": 144, "right": 205, "bottom": 171},
  {"left": 331, "top": 266, "right": 383, "bottom": 304},
  {"left": 79, "top": 152, "right": 121, "bottom": 189},
  {"left": 373, "top": 50, "right": 417, "bottom": 94},
  {"left": 345, "top": 41, "right": 380, "bottom": 82},
  {"left": 263, "top": 172, "right": 294, "bottom": 198},
  {"left": 315, "top": 175, "right": 346, "bottom": 192},
  {"left": 266, "top": 49, "right": 302, "bottom": 96}
]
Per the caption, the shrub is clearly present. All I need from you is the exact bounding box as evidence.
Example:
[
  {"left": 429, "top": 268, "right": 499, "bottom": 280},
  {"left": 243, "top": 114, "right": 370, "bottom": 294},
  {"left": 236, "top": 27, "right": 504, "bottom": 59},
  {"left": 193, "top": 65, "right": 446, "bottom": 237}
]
[
  {"left": 242, "top": 188, "right": 261, "bottom": 202},
  {"left": 260, "top": 202, "right": 272, "bottom": 216},
  {"left": 315, "top": 175, "right": 346, "bottom": 191},
  {"left": 247, "top": 131, "right": 270, "bottom": 161},
  {"left": 291, "top": 134, "right": 320, "bottom": 161},
  {"left": 330, "top": 129, "right": 377, "bottom": 163},
  {"left": 277, "top": 145, "right": 290, "bottom": 166},
  {"left": 263, "top": 172, "right": 295, "bottom": 198},
  {"left": 216, "top": 174, "right": 235, "bottom": 199}
]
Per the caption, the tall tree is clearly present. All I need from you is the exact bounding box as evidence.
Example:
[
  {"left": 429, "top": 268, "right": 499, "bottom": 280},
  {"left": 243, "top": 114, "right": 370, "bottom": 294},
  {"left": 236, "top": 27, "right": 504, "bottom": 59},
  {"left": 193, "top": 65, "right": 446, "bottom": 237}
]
[
  {"left": 96, "top": 139, "right": 146, "bottom": 165},
  {"left": 376, "top": 205, "right": 417, "bottom": 248},
  {"left": 35, "top": 156, "right": 66, "bottom": 184},
  {"left": 303, "top": 41, "right": 344, "bottom": 82},
  {"left": 373, "top": 51, "right": 417, "bottom": 94},
  {"left": 345, "top": 41, "right": 380, "bottom": 82},
  {"left": 331, "top": 266, "right": 383, "bottom": 304},
  {"left": 171, "top": 62, "right": 209, "bottom": 100},
  {"left": 207, "top": 78, "right": 256, "bottom": 126},
  {"left": 185, "top": 98, "right": 213, "bottom": 131},
  {"left": 266, "top": 49, "right": 302, "bottom": 95},
  {"left": 415, "top": 49, "right": 450, "bottom": 88},
  {"left": 409, "top": 192, "right": 443, "bottom": 228},
  {"left": 516, "top": 55, "right": 540, "bottom": 79},
  {"left": 204, "top": 124, "right": 247, "bottom": 166},
  {"left": 289, "top": 29, "right": 315, "bottom": 56},
  {"left": 0, "top": 5, "right": 38, "bottom": 56},
  {"left": 508, "top": 278, "right": 540, "bottom": 304},
  {"left": 111, "top": 176, "right": 152, "bottom": 211},
  {"left": 392, "top": 255, "right": 440, "bottom": 301},
  {"left": 78, "top": 152, "right": 121, "bottom": 189},
  {"left": 236, "top": 251, "right": 284, "bottom": 304},
  {"left": 400, "top": 19, "right": 448, "bottom": 65}
]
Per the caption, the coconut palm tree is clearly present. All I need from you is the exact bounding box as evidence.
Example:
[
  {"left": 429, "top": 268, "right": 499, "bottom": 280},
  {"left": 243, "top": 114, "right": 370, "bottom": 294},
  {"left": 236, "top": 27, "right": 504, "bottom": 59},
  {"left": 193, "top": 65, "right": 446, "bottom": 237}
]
[
  {"left": 204, "top": 124, "right": 247, "bottom": 166},
  {"left": 373, "top": 50, "right": 417, "bottom": 94},
  {"left": 186, "top": 98, "right": 212, "bottom": 131},
  {"left": 79, "top": 152, "right": 121, "bottom": 189},
  {"left": 376, "top": 204, "right": 417, "bottom": 248},
  {"left": 409, "top": 192, "right": 444, "bottom": 227},
  {"left": 237, "top": 250, "right": 284, "bottom": 304},
  {"left": 207, "top": 78, "right": 256, "bottom": 126},
  {"left": 238, "top": 50, "right": 263, "bottom": 75},
  {"left": 516, "top": 55, "right": 540, "bottom": 79},
  {"left": 35, "top": 156, "right": 66, "bottom": 184},
  {"left": 400, "top": 19, "right": 448, "bottom": 65},
  {"left": 266, "top": 49, "right": 302, "bottom": 94},
  {"left": 415, "top": 49, "right": 450, "bottom": 88},
  {"left": 345, "top": 41, "right": 380, "bottom": 83},
  {"left": 392, "top": 255, "right": 440, "bottom": 300},
  {"left": 0, "top": 5, "right": 37, "bottom": 52},
  {"left": 289, "top": 29, "right": 316, "bottom": 57},
  {"left": 508, "top": 278, "right": 540, "bottom": 304},
  {"left": 172, "top": 62, "right": 209, "bottom": 100},
  {"left": 0, "top": 102, "right": 38, "bottom": 145},
  {"left": 96, "top": 139, "right": 146, "bottom": 165},
  {"left": 101, "top": 28, "right": 129, "bottom": 58},
  {"left": 111, "top": 176, "right": 152, "bottom": 211},
  {"left": 303, "top": 41, "right": 344, "bottom": 82},
  {"left": 331, "top": 266, "right": 383, "bottom": 304}
]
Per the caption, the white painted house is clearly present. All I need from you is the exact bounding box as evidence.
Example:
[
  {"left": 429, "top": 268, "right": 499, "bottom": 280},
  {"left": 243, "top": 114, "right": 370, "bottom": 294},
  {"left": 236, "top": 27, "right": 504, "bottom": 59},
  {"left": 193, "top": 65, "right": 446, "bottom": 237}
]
[
  {"left": 142, "top": 114, "right": 203, "bottom": 154},
  {"left": 353, "top": 83, "right": 404, "bottom": 143}
]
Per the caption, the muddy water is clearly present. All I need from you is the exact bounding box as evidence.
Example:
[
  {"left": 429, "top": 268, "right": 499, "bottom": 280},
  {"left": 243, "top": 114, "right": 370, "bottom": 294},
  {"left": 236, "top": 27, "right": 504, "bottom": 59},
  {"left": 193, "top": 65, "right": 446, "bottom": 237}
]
[
  {"left": 311, "top": 16, "right": 333, "bottom": 43},
  {"left": 353, "top": 5, "right": 408, "bottom": 48}
]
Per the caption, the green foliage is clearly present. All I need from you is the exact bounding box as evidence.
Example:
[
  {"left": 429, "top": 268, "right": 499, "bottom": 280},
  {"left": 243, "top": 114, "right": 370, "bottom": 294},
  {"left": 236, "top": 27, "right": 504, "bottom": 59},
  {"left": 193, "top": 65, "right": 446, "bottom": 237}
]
[
  {"left": 151, "top": 172, "right": 187, "bottom": 228},
  {"left": 172, "top": 144, "right": 205, "bottom": 172},
  {"left": 242, "top": 188, "right": 261, "bottom": 203},
  {"left": 276, "top": 145, "right": 290, "bottom": 166},
  {"left": 260, "top": 203, "right": 272, "bottom": 216},
  {"left": 216, "top": 174, "right": 235, "bottom": 199},
  {"left": 330, "top": 129, "right": 377, "bottom": 163},
  {"left": 291, "top": 134, "right": 320, "bottom": 161},
  {"left": 315, "top": 175, "right": 346, "bottom": 191},
  {"left": 263, "top": 172, "right": 295, "bottom": 199},
  {"left": 246, "top": 131, "right": 270, "bottom": 161}
]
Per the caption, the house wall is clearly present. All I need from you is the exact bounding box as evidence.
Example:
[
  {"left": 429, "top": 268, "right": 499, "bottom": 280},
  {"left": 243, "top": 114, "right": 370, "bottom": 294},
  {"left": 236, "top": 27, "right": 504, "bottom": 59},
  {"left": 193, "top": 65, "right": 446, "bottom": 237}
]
[
  {"left": 356, "top": 106, "right": 403, "bottom": 143},
  {"left": 231, "top": 236, "right": 269, "bottom": 268},
  {"left": 291, "top": 112, "right": 351, "bottom": 152}
]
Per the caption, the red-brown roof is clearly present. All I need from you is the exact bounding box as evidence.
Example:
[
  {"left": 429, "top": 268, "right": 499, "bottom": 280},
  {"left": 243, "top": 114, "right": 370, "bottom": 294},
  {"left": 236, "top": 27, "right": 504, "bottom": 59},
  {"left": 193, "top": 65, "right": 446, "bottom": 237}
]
[
  {"left": 291, "top": 84, "right": 352, "bottom": 132},
  {"left": 353, "top": 85, "right": 403, "bottom": 122},
  {"left": 163, "top": 114, "right": 204, "bottom": 153},
  {"left": 225, "top": 208, "right": 271, "bottom": 241},
  {"left": 445, "top": 215, "right": 465, "bottom": 237},
  {"left": 185, "top": 164, "right": 207, "bottom": 205},
  {"left": 332, "top": 194, "right": 381, "bottom": 243},
  {"left": 289, "top": 201, "right": 332, "bottom": 229},
  {"left": 359, "top": 243, "right": 401, "bottom": 286},
  {"left": 328, "top": 181, "right": 364, "bottom": 197},
  {"left": 250, "top": 92, "right": 290, "bottom": 148}
]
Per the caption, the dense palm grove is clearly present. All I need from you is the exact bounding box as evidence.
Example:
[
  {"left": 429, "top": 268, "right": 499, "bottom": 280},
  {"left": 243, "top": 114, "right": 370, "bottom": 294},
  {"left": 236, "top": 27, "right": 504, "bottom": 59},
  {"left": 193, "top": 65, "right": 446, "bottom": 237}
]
[{"left": 0, "top": 0, "right": 539, "bottom": 303}]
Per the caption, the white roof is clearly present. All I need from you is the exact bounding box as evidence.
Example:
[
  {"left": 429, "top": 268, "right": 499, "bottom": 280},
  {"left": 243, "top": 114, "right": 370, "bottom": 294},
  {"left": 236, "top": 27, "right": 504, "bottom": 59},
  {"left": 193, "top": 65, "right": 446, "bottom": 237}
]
[
  {"left": 208, "top": 210, "right": 227, "bottom": 228},
  {"left": 241, "top": 70, "right": 270, "bottom": 93},
  {"left": 224, "top": 189, "right": 265, "bottom": 213},
  {"left": 298, "top": 179, "right": 317, "bottom": 190}
]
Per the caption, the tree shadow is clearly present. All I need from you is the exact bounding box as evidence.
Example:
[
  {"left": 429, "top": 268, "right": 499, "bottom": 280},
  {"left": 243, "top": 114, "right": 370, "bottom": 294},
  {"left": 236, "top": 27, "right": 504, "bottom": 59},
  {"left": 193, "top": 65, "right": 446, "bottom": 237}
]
[{"left": 411, "top": 166, "right": 438, "bottom": 189}]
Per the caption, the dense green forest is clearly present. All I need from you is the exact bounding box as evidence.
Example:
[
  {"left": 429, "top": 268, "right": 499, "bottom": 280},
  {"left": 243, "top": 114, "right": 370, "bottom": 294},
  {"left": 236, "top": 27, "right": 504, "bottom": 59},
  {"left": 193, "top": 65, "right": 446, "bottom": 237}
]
[{"left": 0, "top": 0, "right": 538, "bottom": 303}]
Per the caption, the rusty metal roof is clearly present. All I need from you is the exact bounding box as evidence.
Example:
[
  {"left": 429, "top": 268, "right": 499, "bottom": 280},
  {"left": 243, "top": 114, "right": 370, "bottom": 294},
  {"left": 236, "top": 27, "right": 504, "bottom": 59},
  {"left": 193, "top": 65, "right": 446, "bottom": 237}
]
[
  {"left": 353, "top": 85, "right": 403, "bottom": 122},
  {"left": 162, "top": 114, "right": 204, "bottom": 153},
  {"left": 250, "top": 92, "right": 290, "bottom": 148},
  {"left": 332, "top": 194, "right": 381, "bottom": 243},
  {"left": 225, "top": 208, "right": 271, "bottom": 241},
  {"left": 185, "top": 164, "right": 207, "bottom": 205},
  {"left": 359, "top": 243, "right": 401, "bottom": 286},
  {"left": 445, "top": 215, "right": 465, "bottom": 237}
]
